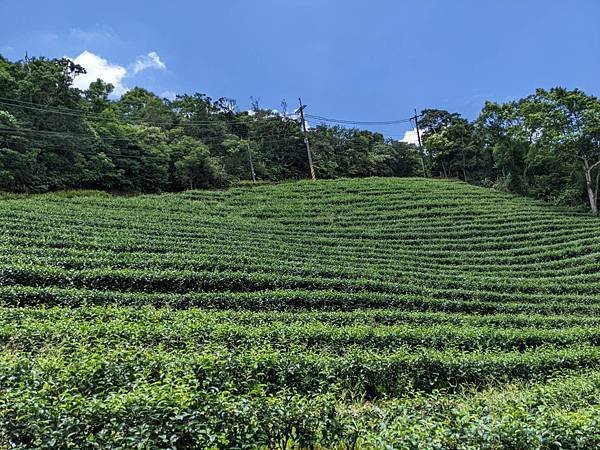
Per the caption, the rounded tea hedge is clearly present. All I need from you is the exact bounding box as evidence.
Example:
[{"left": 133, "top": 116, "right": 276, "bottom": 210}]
[{"left": 2, "top": 178, "right": 600, "bottom": 448}]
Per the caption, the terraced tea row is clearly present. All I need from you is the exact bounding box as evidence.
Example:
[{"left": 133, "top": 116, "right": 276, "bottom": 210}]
[
  {"left": 3, "top": 307, "right": 600, "bottom": 354},
  {"left": 4, "top": 368, "right": 600, "bottom": 449},
  {"left": 1, "top": 178, "right": 600, "bottom": 448},
  {"left": 5, "top": 285, "right": 600, "bottom": 316}
]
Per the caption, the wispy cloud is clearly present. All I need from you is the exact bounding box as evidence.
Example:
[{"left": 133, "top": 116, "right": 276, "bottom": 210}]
[
  {"left": 40, "top": 32, "right": 59, "bottom": 47},
  {"left": 132, "top": 52, "right": 166, "bottom": 75},
  {"left": 0, "top": 45, "right": 14, "bottom": 55},
  {"left": 69, "top": 26, "right": 120, "bottom": 45},
  {"left": 160, "top": 90, "right": 177, "bottom": 101}
]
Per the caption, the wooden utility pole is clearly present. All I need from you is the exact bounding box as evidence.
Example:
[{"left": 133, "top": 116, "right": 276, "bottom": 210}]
[
  {"left": 412, "top": 109, "right": 427, "bottom": 177},
  {"left": 298, "top": 98, "right": 316, "bottom": 181},
  {"left": 246, "top": 142, "right": 256, "bottom": 182}
]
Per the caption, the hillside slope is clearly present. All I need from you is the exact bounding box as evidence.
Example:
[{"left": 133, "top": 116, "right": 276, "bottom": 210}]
[{"left": 2, "top": 177, "right": 600, "bottom": 448}]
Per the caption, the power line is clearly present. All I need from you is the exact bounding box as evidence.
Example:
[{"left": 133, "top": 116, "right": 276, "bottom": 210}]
[
  {"left": 0, "top": 123, "right": 414, "bottom": 168},
  {"left": 0, "top": 123, "right": 413, "bottom": 147},
  {"left": 0, "top": 127, "right": 306, "bottom": 165},
  {"left": 305, "top": 114, "right": 413, "bottom": 126},
  {"left": 0, "top": 96, "right": 416, "bottom": 129},
  {"left": 0, "top": 95, "right": 421, "bottom": 166},
  {"left": 0, "top": 97, "right": 300, "bottom": 128},
  {"left": 0, "top": 99, "right": 259, "bottom": 127},
  {"left": 0, "top": 126, "right": 305, "bottom": 149}
]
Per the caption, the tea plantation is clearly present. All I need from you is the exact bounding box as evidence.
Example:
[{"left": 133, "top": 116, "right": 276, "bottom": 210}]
[{"left": 2, "top": 177, "right": 600, "bottom": 449}]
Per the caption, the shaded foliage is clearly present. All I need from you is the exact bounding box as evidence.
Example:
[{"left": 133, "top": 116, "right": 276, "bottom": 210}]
[
  {"left": 1, "top": 54, "right": 599, "bottom": 214},
  {"left": 0, "top": 55, "right": 421, "bottom": 194},
  {"left": 420, "top": 88, "right": 600, "bottom": 213}
]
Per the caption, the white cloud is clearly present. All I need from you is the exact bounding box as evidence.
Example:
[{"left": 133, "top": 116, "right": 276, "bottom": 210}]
[
  {"left": 69, "top": 50, "right": 167, "bottom": 97},
  {"left": 70, "top": 50, "right": 128, "bottom": 96},
  {"left": 400, "top": 128, "right": 421, "bottom": 146},
  {"left": 132, "top": 51, "right": 166, "bottom": 75}
]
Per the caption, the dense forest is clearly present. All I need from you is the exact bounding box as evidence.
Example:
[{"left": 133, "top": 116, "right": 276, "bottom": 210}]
[
  {"left": 0, "top": 55, "right": 599, "bottom": 213},
  {"left": 0, "top": 55, "right": 420, "bottom": 193}
]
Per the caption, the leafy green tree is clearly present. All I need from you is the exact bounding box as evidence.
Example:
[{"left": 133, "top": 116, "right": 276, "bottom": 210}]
[
  {"left": 476, "top": 101, "right": 529, "bottom": 192},
  {"left": 521, "top": 88, "right": 600, "bottom": 214},
  {"left": 171, "top": 93, "right": 231, "bottom": 152},
  {"left": 117, "top": 87, "right": 177, "bottom": 129},
  {"left": 250, "top": 116, "right": 304, "bottom": 180},
  {"left": 220, "top": 136, "right": 258, "bottom": 181},
  {"left": 0, "top": 148, "right": 46, "bottom": 191},
  {"left": 420, "top": 110, "right": 479, "bottom": 181},
  {"left": 173, "top": 137, "right": 225, "bottom": 189},
  {"left": 419, "top": 109, "right": 461, "bottom": 176},
  {"left": 309, "top": 126, "right": 349, "bottom": 178},
  {"left": 85, "top": 79, "right": 114, "bottom": 114},
  {"left": 370, "top": 141, "right": 421, "bottom": 177}
]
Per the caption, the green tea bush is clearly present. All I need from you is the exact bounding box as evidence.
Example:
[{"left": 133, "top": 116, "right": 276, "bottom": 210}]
[{"left": 1, "top": 178, "right": 600, "bottom": 448}]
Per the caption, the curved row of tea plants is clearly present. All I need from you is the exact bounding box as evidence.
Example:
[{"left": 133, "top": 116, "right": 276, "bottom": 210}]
[{"left": 1, "top": 178, "right": 600, "bottom": 448}]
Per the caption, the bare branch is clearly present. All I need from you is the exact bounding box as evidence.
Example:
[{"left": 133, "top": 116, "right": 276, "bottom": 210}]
[{"left": 589, "top": 160, "right": 600, "bottom": 172}]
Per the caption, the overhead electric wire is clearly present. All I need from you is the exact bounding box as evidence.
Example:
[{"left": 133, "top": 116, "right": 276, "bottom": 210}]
[
  {"left": 0, "top": 125, "right": 410, "bottom": 144},
  {"left": 0, "top": 97, "right": 300, "bottom": 128},
  {"left": 0, "top": 96, "right": 416, "bottom": 130},
  {"left": 0, "top": 99, "right": 260, "bottom": 127},
  {"left": 0, "top": 124, "right": 412, "bottom": 169},
  {"left": 0, "top": 96, "right": 418, "bottom": 166},
  {"left": 0, "top": 125, "right": 303, "bottom": 148},
  {"left": 305, "top": 114, "right": 413, "bottom": 126}
]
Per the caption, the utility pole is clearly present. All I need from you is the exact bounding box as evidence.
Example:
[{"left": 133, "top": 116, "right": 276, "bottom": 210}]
[
  {"left": 412, "top": 108, "right": 427, "bottom": 177},
  {"left": 246, "top": 142, "right": 256, "bottom": 183},
  {"left": 298, "top": 98, "right": 316, "bottom": 181}
]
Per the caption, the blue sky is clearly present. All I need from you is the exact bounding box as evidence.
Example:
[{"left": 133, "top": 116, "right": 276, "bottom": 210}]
[{"left": 1, "top": 0, "right": 599, "bottom": 139}]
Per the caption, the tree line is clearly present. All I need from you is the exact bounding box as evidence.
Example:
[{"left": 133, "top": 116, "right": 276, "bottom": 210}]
[
  {"left": 0, "top": 55, "right": 420, "bottom": 194},
  {"left": 0, "top": 55, "right": 599, "bottom": 213},
  {"left": 419, "top": 89, "right": 600, "bottom": 214}
]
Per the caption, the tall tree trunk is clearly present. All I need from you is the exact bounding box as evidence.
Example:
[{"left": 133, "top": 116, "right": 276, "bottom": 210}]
[
  {"left": 583, "top": 158, "right": 599, "bottom": 215},
  {"left": 586, "top": 184, "right": 597, "bottom": 215}
]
